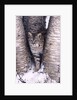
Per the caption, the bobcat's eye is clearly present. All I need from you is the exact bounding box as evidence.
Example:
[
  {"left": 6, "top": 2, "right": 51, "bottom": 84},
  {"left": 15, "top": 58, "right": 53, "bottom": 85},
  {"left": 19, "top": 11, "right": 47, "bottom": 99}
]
[
  {"left": 36, "top": 44, "right": 39, "bottom": 47},
  {"left": 28, "top": 32, "right": 32, "bottom": 37}
]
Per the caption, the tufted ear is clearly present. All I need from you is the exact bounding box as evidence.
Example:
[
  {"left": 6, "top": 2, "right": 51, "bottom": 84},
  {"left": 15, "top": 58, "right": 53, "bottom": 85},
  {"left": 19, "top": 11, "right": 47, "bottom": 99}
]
[
  {"left": 37, "top": 33, "right": 42, "bottom": 37},
  {"left": 28, "top": 32, "right": 33, "bottom": 38}
]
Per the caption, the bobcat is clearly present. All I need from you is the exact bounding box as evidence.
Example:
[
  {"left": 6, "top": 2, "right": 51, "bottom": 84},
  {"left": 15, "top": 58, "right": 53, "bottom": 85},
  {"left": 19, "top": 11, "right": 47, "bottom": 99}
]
[
  {"left": 27, "top": 32, "right": 45, "bottom": 71},
  {"left": 23, "top": 16, "right": 46, "bottom": 71}
]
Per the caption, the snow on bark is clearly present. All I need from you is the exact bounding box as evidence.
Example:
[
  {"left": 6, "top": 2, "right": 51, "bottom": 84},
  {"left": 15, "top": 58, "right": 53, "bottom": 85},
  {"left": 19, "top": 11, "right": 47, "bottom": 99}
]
[{"left": 43, "top": 16, "right": 60, "bottom": 83}]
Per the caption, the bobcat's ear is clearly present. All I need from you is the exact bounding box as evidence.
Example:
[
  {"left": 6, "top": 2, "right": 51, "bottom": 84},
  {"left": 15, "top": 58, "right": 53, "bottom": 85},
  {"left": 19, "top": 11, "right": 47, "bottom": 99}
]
[
  {"left": 28, "top": 32, "right": 33, "bottom": 38},
  {"left": 38, "top": 33, "right": 42, "bottom": 37}
]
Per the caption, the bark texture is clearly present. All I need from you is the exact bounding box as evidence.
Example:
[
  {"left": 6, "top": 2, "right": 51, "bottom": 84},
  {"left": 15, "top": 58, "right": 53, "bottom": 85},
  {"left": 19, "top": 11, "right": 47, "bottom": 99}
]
[
  {"left": 43, "top": 16, "right": 60, "bottom": 82},
  {"left": 16, "top": 16, "right": 31, "bottom": 75}
]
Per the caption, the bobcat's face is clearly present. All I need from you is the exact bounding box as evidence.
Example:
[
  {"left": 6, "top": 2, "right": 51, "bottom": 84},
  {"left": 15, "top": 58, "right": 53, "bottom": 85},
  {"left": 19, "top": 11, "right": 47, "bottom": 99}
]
[{"left": 28, "top": 32, "right": 44, "bottom": 56}]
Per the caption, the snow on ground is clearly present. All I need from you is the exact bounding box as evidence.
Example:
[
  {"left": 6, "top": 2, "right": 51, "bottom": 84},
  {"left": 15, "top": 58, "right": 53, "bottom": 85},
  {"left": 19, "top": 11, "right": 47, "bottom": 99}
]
[{"left": 16, "top": 65, "right": 57, "bottom": 83}]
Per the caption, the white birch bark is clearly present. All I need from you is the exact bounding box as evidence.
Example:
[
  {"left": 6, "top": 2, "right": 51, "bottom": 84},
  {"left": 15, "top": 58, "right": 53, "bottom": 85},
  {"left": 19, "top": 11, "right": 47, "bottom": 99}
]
[
  {"left": 43, "top": 16, "right": 60, "bottom": 82},
  {"left": 16, "top": 16, "right": 31, "bottom": 75}
]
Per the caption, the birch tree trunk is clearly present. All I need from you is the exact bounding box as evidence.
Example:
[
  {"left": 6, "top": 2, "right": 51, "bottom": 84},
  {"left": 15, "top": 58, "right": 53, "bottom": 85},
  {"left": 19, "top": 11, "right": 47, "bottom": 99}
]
[
  {"left": 43, "top": 16, "right": 60, "bottom": 82},
  {"left": 16, "top": 16, "right": 31, "bottom": 75}
]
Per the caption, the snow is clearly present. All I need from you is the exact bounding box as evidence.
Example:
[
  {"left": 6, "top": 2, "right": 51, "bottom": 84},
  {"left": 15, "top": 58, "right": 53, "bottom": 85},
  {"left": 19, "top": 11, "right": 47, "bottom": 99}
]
[
  {"left": 16, "top": 65, "right": 57, "bottom": 83},
  {"left": 45, "top": 16, "right": 50, "bottom": 29}
]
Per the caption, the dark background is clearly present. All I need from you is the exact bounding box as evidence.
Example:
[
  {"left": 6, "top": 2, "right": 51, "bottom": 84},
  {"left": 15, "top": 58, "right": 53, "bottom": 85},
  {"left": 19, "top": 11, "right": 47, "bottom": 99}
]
[{"left": 0, "top": 0, "right": 76, "bottom": 99}]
